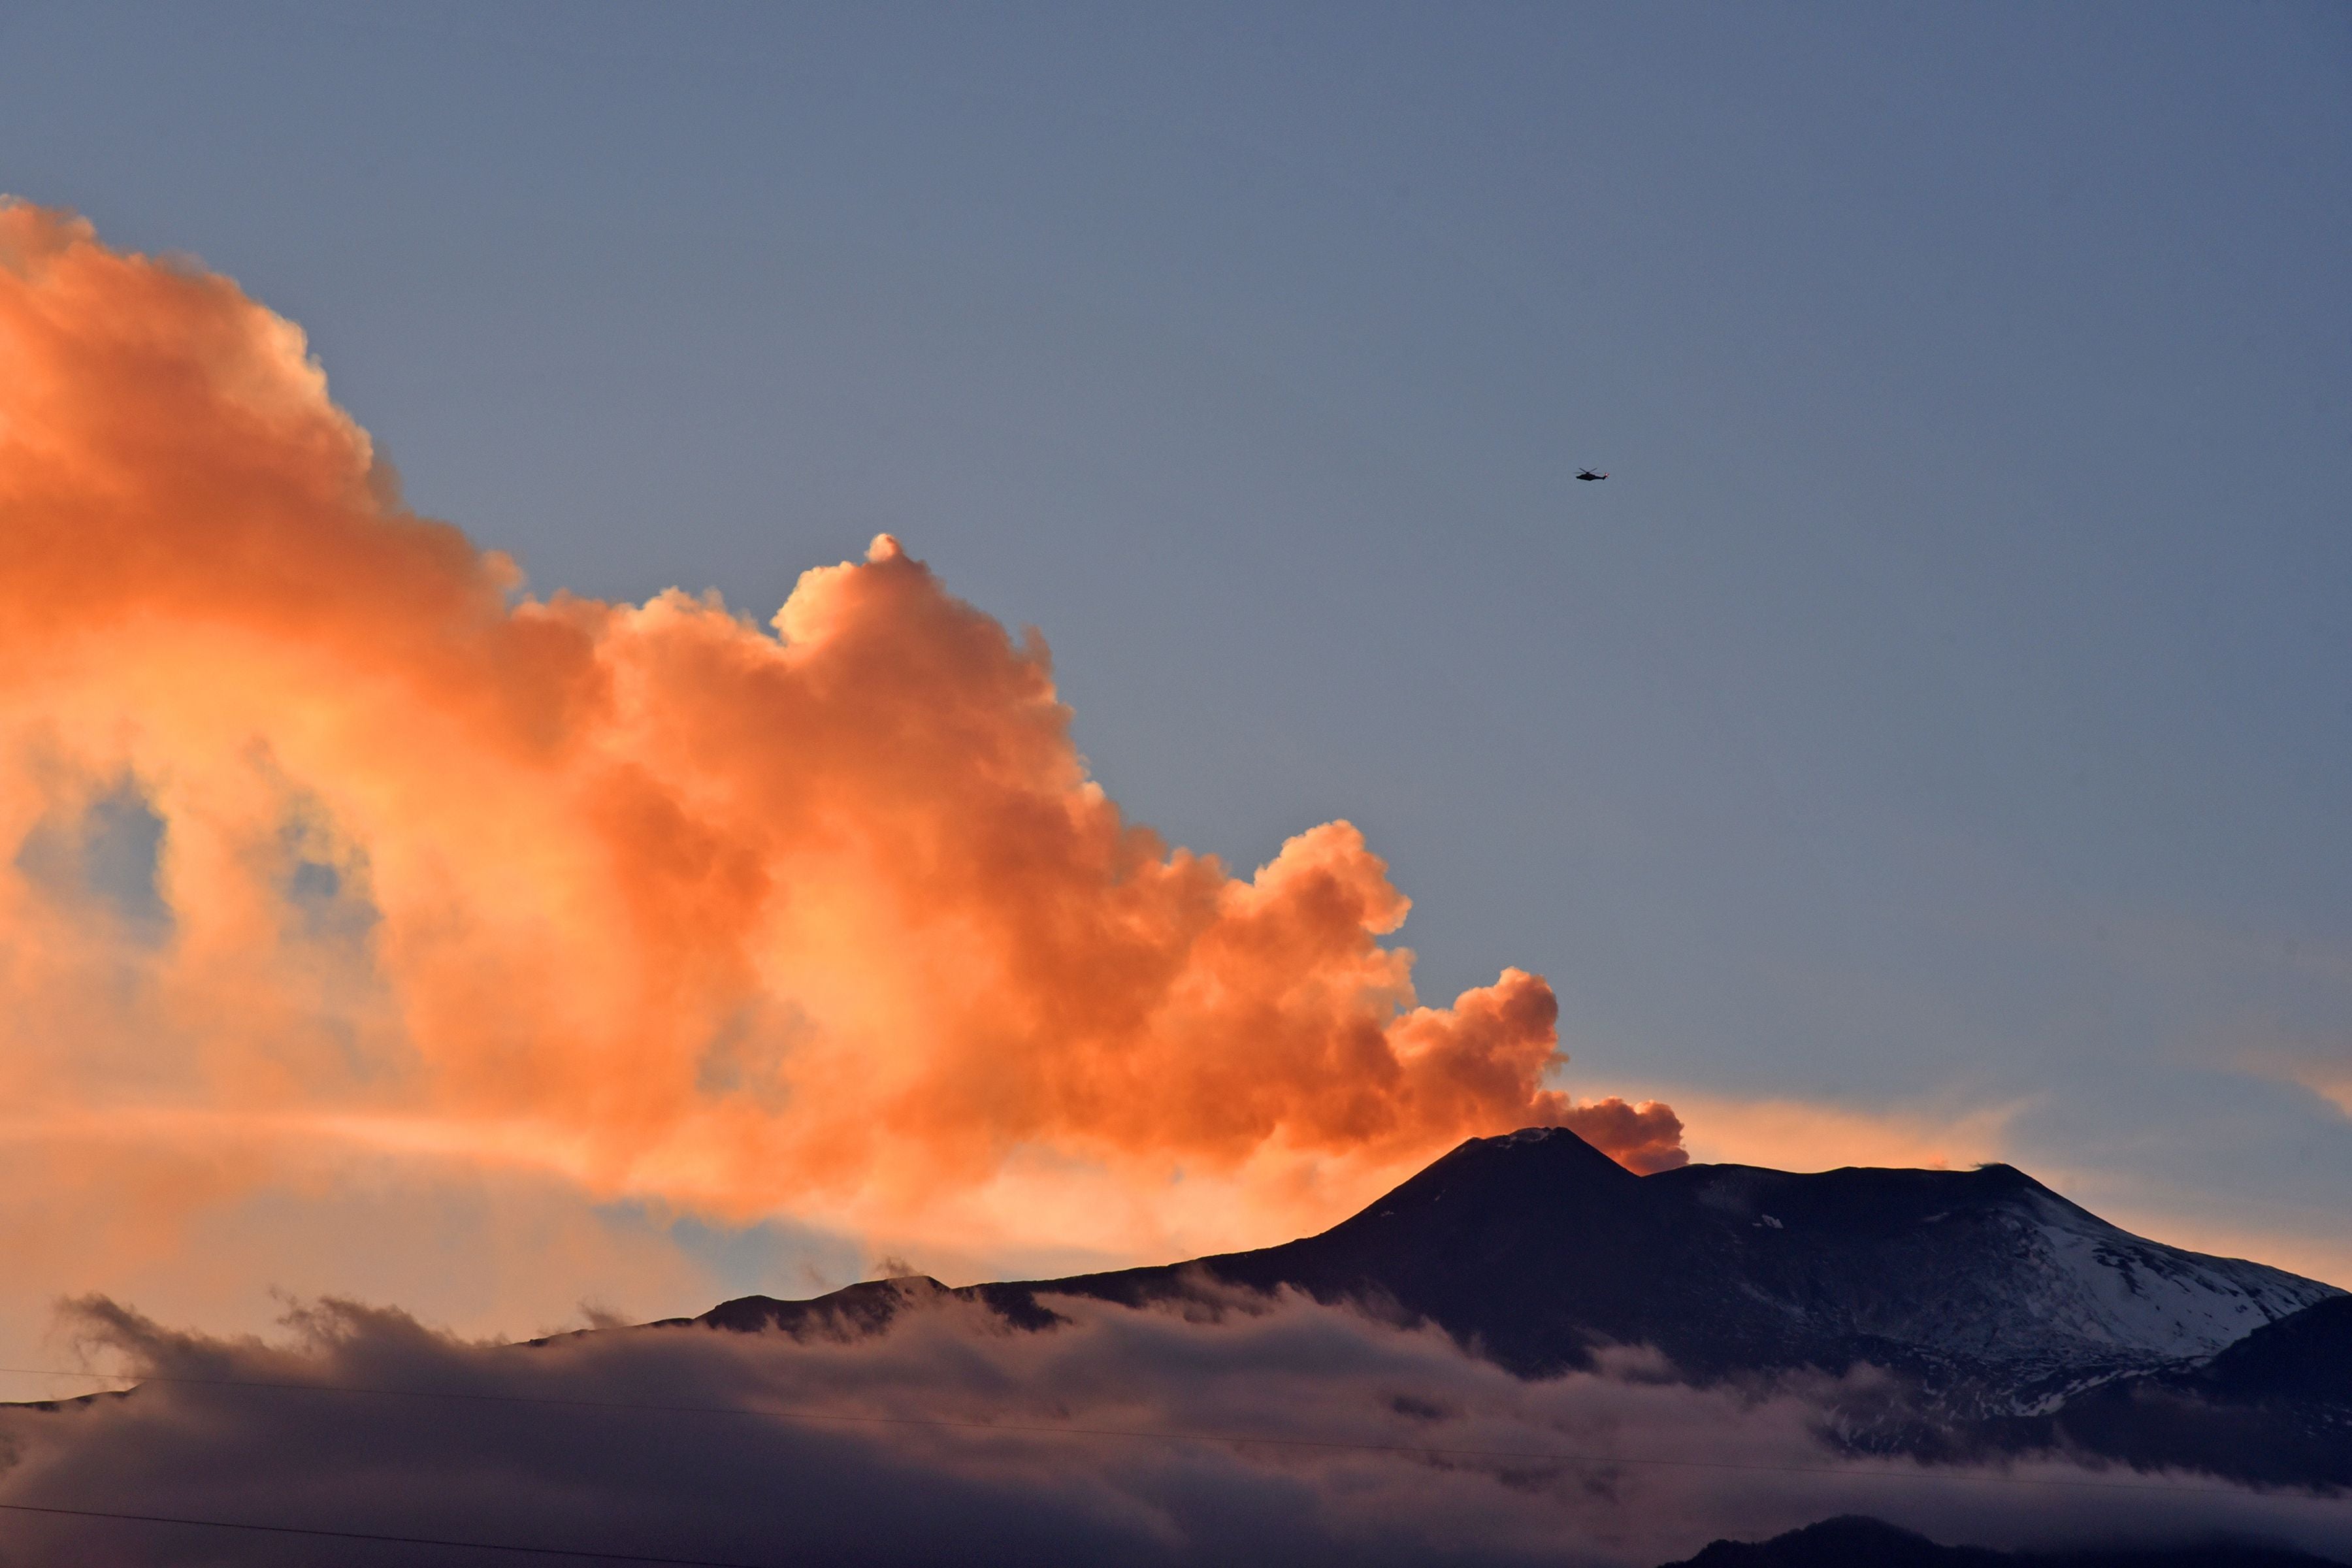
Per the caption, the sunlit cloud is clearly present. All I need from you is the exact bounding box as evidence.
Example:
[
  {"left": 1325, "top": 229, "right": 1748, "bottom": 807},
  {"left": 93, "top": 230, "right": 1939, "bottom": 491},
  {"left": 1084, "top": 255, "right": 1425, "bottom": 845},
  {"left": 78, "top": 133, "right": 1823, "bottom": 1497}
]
[
  {"left": 2234, "top": 1043, "right": 2352, "bottom": 1124},
  {"left": 1659, "top": 1093, "right": 2027, "bottom": 1173},
  {"left": 0, "top": 199, "right": 1680, "bottom": 1340}
]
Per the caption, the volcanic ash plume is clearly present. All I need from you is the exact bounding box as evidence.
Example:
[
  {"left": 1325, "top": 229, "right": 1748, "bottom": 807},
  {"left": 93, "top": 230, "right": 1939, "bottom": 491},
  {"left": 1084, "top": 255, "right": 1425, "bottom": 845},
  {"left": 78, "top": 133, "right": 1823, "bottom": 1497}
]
[{"left": 0, "top": 201, "right": 1682, "bottom": 1266}]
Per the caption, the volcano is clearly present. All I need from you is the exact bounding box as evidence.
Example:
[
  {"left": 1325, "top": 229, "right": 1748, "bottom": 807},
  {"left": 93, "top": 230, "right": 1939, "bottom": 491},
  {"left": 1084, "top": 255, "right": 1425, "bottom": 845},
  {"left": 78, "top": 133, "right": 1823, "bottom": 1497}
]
[{"left": 688, "top": 1126, "right": 2349, "bottom": 1483}]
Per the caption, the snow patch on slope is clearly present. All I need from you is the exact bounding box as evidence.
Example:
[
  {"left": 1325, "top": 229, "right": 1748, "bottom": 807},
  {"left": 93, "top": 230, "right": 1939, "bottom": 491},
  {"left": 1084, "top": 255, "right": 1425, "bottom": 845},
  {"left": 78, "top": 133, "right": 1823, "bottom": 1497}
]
[{"left": 2016, "top": 1190, "right": 2338, "bottom": 1361}]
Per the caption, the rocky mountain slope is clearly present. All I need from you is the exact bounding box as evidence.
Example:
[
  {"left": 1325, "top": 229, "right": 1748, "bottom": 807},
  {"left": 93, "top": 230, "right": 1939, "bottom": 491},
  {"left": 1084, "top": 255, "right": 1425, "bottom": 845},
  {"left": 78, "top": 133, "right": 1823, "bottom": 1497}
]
[
  {"left": 1987, "top": 1294, "right": 2352, "bottom": 1488},
  {"left": 701, "top": 1127, "right": 2335, "bottom": 1416}
]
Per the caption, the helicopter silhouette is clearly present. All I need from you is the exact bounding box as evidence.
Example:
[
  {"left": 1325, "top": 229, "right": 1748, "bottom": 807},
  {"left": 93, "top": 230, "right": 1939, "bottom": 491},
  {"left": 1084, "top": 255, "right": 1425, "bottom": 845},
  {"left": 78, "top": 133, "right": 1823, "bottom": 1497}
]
[{"left": 1575, "top": 468, "right": 1609, "bottom": 481}]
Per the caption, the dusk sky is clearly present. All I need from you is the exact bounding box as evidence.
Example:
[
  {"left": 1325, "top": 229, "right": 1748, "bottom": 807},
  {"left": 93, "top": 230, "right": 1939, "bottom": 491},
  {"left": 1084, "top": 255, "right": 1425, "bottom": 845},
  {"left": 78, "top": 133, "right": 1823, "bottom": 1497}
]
[{"left": 2, "top": 0, "right": 2349, "bottom": 1389}]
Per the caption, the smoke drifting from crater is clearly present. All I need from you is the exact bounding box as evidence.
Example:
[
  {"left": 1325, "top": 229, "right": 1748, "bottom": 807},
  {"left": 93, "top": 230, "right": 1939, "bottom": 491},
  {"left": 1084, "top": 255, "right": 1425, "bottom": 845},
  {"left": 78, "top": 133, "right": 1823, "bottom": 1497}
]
[{"left": 0, "top": 201, "right": 1680, "bottom": 1283}]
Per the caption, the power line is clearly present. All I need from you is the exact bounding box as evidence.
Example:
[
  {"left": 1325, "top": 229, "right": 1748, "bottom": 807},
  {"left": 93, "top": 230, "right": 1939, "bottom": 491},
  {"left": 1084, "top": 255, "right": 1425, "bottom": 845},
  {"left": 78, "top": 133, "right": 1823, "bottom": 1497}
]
[
  {"left": 3, "top": 1363, "right": 2345, "bottom": 1501},
  {"left": 0, "top": 1499, "right": 778, "bottom": 1565}
]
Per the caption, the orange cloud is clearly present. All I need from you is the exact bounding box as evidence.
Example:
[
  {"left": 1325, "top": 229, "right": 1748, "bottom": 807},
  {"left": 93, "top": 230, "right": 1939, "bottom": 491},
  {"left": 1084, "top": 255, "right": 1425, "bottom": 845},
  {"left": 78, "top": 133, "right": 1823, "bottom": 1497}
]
[
  {"left": 2236, "top": 1043, "right": 2352, "bottom": 1124},
  {"left": 0, "top": 201, "right": 1679, "bottom": 1277},
  {"left": 1663, "top": 1094, "right": 2022, "bottom": 1173}
]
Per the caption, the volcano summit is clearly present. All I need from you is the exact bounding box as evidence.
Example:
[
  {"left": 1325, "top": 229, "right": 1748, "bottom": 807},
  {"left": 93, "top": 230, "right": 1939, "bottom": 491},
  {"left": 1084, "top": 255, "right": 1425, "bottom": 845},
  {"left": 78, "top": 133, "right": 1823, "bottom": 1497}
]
[{"left": 696, "top": 1127, "right": 2348, "bottom": 1486}]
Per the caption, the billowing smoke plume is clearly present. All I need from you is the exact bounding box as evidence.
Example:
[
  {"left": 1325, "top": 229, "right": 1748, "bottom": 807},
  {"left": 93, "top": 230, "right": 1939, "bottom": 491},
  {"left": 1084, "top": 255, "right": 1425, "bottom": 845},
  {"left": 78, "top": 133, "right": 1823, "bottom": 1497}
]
[
  {"left": 3, "top": 1292, "right": 2342, "bottom": 1568},
  {"left": 0, "top": 201, "right": 1680, "bottom": 1285}
]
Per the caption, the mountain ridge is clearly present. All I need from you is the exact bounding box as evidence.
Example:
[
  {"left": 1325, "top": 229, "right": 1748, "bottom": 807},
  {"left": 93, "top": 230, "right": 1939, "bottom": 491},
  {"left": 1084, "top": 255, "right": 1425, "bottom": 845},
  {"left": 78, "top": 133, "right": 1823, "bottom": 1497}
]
[
  {"left": 678, "top": 1126, "right": 2348, "bottom": 1486},
  {"left": 1656, "top": 1514, "right": 2345, "bottom": 1568},
  {"left": 695, "top": 1128, "right": 2335, "bottom": 1403}
]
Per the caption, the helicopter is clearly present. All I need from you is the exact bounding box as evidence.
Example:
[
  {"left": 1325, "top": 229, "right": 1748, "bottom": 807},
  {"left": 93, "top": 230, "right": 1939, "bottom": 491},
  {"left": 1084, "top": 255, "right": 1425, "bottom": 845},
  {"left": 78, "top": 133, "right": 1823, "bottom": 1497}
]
[{"left": 1575, "top": 468, "right": 1609, "bottom": 481}]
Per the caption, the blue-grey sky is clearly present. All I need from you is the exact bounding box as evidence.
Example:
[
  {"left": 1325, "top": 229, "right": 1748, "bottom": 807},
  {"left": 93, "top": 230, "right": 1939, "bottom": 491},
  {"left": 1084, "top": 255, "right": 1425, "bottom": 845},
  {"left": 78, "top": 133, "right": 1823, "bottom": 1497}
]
[{"left": 5, "top": 1, "right": 2349, "bottom": 1285}]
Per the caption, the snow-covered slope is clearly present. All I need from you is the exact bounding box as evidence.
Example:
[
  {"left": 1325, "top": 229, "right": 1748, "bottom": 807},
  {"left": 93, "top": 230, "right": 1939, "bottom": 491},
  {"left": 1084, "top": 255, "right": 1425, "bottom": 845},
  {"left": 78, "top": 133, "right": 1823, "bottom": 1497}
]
[
  {"left": 697, "top": 1127, "right": 2347, "bottom": 1478},
  {"left": 703, "top": 1126, "right": 2341, "bottom": 1422},
  {"left": 2019, "top": 1191, "right": 2319, "bottom": 1358},
  {"left": 1654, "top": 1156, "right": 2338, "bottom": 1412}
]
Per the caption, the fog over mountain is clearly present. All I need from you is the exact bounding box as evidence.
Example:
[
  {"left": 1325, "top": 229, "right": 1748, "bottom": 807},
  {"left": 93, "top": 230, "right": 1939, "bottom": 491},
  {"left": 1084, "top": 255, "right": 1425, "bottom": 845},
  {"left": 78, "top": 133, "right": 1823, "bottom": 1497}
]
[{"left": 5, "top": 1130, "right": 2345, "bottom": 1567}]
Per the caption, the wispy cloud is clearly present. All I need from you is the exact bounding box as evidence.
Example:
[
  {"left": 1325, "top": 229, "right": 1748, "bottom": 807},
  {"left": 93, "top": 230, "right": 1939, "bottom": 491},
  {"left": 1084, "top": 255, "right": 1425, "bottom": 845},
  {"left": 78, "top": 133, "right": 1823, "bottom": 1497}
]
[{"left": 1657, "top": 1093, "right": 2029, "bottom": 1173}]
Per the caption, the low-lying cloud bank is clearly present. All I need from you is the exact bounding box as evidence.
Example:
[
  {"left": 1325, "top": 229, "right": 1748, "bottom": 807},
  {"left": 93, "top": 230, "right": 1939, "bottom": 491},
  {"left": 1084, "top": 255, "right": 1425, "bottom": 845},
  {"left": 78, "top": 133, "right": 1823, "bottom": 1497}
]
[{"left": 3, "top": 1292, "right": 2344, "bottom": 1568}]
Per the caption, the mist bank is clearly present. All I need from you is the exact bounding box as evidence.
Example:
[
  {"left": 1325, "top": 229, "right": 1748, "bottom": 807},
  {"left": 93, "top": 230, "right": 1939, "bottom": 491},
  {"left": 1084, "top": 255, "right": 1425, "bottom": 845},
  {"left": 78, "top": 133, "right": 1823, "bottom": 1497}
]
[{"left": 4, "top": 1288, "right": 2346, "bottom": 1568}]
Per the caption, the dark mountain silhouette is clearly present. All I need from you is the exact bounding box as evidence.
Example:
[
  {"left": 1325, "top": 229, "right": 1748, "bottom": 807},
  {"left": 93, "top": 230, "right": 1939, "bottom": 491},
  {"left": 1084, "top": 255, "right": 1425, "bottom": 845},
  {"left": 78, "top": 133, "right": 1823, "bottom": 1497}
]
[
  {"left": 2199, "top": 1292, "right": 2352, "bottom": 1404},
  {"left": 685, "top": 1126, "right": 2347, "bottom": 1484},
  {"left": 1656, "top": 1514, "right": 2342, "bottom": 1568},
  {"left": 1987, "top": 1295, "right": 2352, "bottom": 1489},
  {"left": 698, "top": 1128, "right": 2332, "bottom": 1405}
]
